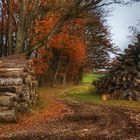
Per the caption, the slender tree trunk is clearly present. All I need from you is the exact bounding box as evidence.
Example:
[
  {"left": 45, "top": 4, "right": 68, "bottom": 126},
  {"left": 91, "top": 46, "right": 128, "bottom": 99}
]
[
  {"left": 62, "top": 57, "right": 70, "bottom": 85},
  {"left": 23, "top": 0, "right": 39, "bottom": 53},
  {"left": 0, "top": 19, "right": 3, "bottom": 56},
  {"left": 5, "top": 36, "right": 8, "bottom": 56},
  {"left": 0, "top": 1, "right": 4, "bottom": 56},
  {"left": 7, "top": 0, "right": 13, "bottom": 55},
  {"left": 51, "top": 49, "right": 63, "bottom": 87}
]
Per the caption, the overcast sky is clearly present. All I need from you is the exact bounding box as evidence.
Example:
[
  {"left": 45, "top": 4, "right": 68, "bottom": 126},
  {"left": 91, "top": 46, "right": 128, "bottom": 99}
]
[{"left": 107, "top": 2, "right": 140, "bottom": 52}]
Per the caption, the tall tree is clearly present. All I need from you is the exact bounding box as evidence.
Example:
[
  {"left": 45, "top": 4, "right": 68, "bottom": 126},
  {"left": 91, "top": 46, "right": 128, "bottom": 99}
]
[
  {"left": 0, "top": 0, "right": 131, "bottom": 55},
  {"left": 85, "top": 14, "right": 119, "bottom": 70}
]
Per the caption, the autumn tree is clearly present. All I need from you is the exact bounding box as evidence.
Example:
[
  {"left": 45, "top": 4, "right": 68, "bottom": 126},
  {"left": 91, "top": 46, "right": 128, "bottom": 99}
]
[
  {"left": 0, "top": 0, "right": 132, "bottom": 55},
  {"left": 32, "top": 14, "right": 86, "bottom": 85},
  {"left": 85, "top": 13, "right": 119, "bottom": 70},
  {"left": 0, "top": 0, "right": 135, "bottom": 86}
]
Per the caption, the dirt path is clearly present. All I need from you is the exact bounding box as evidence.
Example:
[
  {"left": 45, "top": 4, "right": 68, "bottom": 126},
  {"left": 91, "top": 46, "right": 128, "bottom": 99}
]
[{"left": 0, "top": 86, "right": 140, "bottom": 140}]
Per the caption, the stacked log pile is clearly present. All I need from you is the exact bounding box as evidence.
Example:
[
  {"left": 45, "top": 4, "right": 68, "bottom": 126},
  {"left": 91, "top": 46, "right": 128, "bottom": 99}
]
[
  {"left": 95, "top": 34, "right": 140, "bottom": 101},
  {"left": 0, "top": 55, "right": 38, "bottom": 122}
]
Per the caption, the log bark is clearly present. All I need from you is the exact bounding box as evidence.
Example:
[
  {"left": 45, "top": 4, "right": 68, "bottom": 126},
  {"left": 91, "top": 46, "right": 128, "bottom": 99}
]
[
  {"left": 0, "top": 109, "right": 17, "bottom": 123},
  {"left": 0, "top": 78, "right": 23, "bottom": 86},
  {"left": 0, "top": 54, "right": 38, "bottom": 123},
  {"left": 0, "top": 95, "right": 15, "bottom": 107}
]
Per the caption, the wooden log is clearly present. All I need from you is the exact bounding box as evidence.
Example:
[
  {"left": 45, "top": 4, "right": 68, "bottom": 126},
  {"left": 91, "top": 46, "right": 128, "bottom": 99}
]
[
  {"left": 0, "top": 55, "right": 37, "bottom": 123},
  {"left": 0, "top": 109, "right": 17, "bottom": 123},
  {"left": 0, "top": 61, "right": 28, "bottom": 68},
  {"left": 122, "top": 77, "right": 126, "bottom": 82},
  {"left": 0, "top": 92, "right": 17, "bottom": 97},
  {"left": 0, "top": 67, "right": 24, "bottom": 71},
  {"left": 24, "top": 75, "right": 32, "bottom": 85},
  {"left": 0, "top": 86, "right": 22, "bottom": 94},
  {"left": 101, "top": 94, "right": 110, "bottom": 101},
  {"left": 16, "top": 102, "right": 29, "bottom": 112},
  {"left": 32, "top": 80, "right": 38, "bottom": 89},
  {"left": 0, "top": 71, "right": 28, "bottom": 78},
  {"left": 18, "top": 92, "right": 30, "bottom": 102},
  {"left": 0, "top": 95, "right": 15, "bottom": 107},
  {"left": 138, "top": 54, "right": 140, "bottom": 59},
  {"left": 137, "top": 61, "right": 140, "bottom": 70},
  {"left": 137, "top": 72, "right": 140, "bottom": 78},
  {"left": 0, "top": 78, "right": 23, "bottom": 86}
]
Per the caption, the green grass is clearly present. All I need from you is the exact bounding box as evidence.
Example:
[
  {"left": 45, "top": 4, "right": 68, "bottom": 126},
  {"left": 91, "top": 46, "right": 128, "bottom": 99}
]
[
  {"left": 82, "top": 73, "right": 105, "bottom": 84},
  {"left": 67, "top": 85, "right": 140, "bottom": 109},
  {"left": 67, "top": 85, "right": 101, "bottom": 102},
  {"left": 69, "top": 92, "right": 100, "bottom": 101}
]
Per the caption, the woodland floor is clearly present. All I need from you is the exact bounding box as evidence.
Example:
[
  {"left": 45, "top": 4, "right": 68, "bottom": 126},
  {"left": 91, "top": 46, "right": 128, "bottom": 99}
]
[{"left": 0, "top": 84, "right": 140, "bottom": 140}]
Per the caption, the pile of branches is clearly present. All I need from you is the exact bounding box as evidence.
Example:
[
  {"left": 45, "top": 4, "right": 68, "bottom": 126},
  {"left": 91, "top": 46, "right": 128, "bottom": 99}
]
[{"left": 95, "top": 34, "right": 140, "bottom": 101}]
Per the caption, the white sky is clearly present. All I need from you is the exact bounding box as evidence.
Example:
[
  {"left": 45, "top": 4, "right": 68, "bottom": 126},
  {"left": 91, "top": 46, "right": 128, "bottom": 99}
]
[{"left": 107, "top": 2, "right": 140, "bottom": 52}]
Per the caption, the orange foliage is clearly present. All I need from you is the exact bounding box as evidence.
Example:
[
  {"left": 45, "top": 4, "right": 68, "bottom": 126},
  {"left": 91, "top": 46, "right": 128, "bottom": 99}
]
[
  {"left": 32, "top": 49, "right": 52, "bottom": 74},
  {"left": 33, "top": 58, "right": 48, "bottom": 74},
  {"left": 31, "top": 11, "right": 60, "bottom": 47},
  {"left": 31, "top": 11, "right": 87, "bottom": 74},
  {"left": 48, "top": 19, "right": 86, "bottom": 64}
]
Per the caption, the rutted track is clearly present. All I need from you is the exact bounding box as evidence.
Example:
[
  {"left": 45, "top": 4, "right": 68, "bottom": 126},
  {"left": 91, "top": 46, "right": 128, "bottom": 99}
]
[{"left": 0, "top": 86, "right": 140, "bottom": 140}]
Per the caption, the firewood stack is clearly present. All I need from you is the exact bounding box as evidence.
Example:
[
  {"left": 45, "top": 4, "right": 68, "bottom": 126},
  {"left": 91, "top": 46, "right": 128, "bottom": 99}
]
[
  {"left": 95, "top": 34, "right": 140, "bottom": 101},
  {"left": 0, "top": 55, "right": 38, "bottom": 122}
]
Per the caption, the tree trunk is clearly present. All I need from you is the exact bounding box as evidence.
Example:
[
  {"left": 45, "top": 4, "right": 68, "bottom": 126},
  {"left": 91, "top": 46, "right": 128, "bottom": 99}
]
[
  {"left": 51, "top": 49, "right": 63, "bottom": 87},
  {"left": 62, "top": 57, "right": 70, "bottom": 85},
  {"left": 15, "top": 0, "right": 28, "bottom": 54},
  {"left": 0, "top": 1, "right": 5, "bottom": 56},
  {"left": 26, "top": 11, "right": 74, "bottom": 54},
  {"left": 7, "top": 0, "right": 13, "bottom": 55}
]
